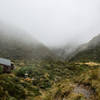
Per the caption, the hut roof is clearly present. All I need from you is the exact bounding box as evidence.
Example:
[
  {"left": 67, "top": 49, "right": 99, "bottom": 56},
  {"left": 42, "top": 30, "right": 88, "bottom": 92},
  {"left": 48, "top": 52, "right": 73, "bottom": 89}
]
[{"left": 0, "top": 58, "right": 11, "bottom": 66}]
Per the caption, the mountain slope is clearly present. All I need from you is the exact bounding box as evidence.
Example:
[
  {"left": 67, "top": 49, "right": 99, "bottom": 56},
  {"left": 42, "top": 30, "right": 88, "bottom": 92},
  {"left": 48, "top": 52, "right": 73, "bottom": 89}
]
[
  {"left": 0, "top": 23, "right": 53, "bottom": 61},
  {"left": 70, "top": 34, "right": 100, "bottom": 62}
]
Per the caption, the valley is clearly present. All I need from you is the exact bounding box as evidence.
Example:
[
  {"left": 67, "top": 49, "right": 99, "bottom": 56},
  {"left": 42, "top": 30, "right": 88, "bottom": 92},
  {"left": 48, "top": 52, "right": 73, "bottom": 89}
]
[
  {"left": 0, "top": 26, "right": 100, "bottom": 100},
  {"left": 0, "top": 0, "right": 100, "bottom": 99}
]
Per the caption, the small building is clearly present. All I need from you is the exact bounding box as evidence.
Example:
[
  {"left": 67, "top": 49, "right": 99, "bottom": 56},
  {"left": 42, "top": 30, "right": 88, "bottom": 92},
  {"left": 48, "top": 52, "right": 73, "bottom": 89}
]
[{"left": 0, "top": 58, "right": 14, "bottom": 73}]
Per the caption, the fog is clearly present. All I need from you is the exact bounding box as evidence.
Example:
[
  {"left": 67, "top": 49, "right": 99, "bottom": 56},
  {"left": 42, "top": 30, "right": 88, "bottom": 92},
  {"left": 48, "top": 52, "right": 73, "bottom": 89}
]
[{"left": 0, "top": 0, "right": 100, "bottom": 47}]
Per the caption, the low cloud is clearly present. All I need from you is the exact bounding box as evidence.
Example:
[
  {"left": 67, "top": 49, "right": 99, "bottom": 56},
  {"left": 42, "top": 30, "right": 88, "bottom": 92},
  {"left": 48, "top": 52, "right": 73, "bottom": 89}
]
[{"left": 0, "top": 0, "right": 100, "bottom": 47}]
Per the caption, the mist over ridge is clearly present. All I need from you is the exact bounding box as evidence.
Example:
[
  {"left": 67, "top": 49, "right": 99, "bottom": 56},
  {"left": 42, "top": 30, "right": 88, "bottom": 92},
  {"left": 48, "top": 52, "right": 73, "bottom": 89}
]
[
  {"left": 0, "top": 22, "right": 54, "bottom": 60},
  {"left": 0, "top": 0, "right": 100, "bottom": 47}
]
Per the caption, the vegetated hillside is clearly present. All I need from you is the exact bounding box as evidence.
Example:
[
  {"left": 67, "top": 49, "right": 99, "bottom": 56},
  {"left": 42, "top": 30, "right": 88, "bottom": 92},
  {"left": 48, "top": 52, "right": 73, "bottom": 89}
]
[
  {"left": 70, "top": 34, "right": 100, "bottom": 62},
  {"left": 0, "top": 23, "right": 54, "bottom": 61}
]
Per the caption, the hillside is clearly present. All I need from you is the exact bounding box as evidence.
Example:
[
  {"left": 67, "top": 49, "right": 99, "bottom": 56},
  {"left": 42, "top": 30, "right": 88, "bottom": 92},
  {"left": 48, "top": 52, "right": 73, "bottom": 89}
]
[
  {"left": 70, "top": 34, "right": 100, "bottom": 62},
  {"left": 0, "top": 23, "right": 54, "bottom": 61}
]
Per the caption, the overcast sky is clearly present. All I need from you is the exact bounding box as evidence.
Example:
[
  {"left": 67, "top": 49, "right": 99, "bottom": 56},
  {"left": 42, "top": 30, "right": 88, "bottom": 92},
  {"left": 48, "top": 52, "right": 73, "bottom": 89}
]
[{"left": 0, "top": 0, "right": 100, "bottom": 47}]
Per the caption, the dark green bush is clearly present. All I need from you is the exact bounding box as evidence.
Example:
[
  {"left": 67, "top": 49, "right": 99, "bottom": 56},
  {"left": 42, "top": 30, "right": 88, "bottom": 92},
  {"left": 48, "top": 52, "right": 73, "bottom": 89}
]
[
  {"left": 39, "top": 79, "right": 52, "bottom": 89},
  {"left": 0, "top": 65, "right": 3, "bottom": 74}
]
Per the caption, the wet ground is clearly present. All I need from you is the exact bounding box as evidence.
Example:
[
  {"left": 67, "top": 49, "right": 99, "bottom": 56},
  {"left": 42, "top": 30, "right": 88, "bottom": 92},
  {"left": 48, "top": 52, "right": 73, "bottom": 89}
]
[{"left": 73, "top": 84, "right": 94, "bottom": 100}]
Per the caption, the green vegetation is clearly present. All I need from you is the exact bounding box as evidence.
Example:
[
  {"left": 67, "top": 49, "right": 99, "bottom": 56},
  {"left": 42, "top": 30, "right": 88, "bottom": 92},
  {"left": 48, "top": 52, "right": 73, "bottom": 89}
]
[
  {"left": 0, "top": 65, "right": 3, "bottom": 74},
  {"left": 0, "top": 59, "right": 94, "bottom": 100},
  {"left": 74, "top": 67, "right": 100, "bottom": 100},
  {"left": 0, "top": 74, "right": 41, "bottom": 100},
  {"left": 71, "top": 45, "right": 100, "bottom": 62}
]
